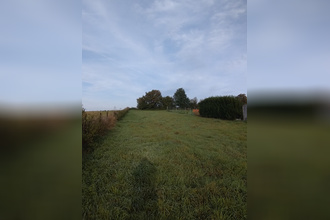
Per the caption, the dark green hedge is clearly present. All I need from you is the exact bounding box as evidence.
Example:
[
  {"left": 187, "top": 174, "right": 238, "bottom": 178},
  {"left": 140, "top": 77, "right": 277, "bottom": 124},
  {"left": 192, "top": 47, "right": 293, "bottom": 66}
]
[{"left": 199, "top": 96, "right": 243, "bottom": 120}]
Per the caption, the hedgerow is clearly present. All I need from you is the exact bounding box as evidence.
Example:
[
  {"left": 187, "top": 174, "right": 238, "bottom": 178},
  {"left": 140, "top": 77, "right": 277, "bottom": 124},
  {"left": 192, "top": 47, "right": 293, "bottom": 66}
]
[
  {"left": 199, "top": 96, "right": 242, "bottom": 120},
  {"left": 113, "top": 107, "right": 129, "bottom": 120},
  {"left": 82, "top": 107, "right": 129, "bottom": 152}
]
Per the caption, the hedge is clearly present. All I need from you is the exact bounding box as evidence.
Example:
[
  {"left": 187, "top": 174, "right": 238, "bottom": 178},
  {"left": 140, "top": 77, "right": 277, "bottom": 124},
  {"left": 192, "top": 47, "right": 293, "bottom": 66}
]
[
  {"left": 82, "top": 107, "right": 129, "bottom": 152},
  {"left": 113, "top": 107, "right": 130, "bottom": 120},
  {"left": 199, "top": 96, "right": 242, "bottom": 120}
]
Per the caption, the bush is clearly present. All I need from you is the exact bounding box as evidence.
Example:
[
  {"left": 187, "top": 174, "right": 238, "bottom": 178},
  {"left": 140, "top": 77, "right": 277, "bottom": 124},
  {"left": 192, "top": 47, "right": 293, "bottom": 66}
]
[
  {"left": 113, "top": 107, "right": 129, "bottom": 120},
  {"left": 82, "top": 108, "right": 130, "bottom": 152},
  {"left": 199, "top": 96, "right": 242, "bottom": 120},
  {"left": 82, "top": 108, "right": 116, "bottom": 152}
]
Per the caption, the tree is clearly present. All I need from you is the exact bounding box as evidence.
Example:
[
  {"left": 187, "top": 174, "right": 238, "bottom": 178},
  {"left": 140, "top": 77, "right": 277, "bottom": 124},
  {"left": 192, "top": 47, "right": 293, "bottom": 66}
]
[
  {"left": 189, "top": 97, "right": 198, "bottom": 109},
  {"left": 197, "top": 99, "right": 203, "bottom": 109},
  {"left": 173, "top": 88, "right": 190, "bottom": 108},
  {"left": 236, "top": 94, "right": 247, "bottom": 105},
  {"left": 162, "top": 96, "right": 174, "bottom": 109},
  {"left": 137, "top": 97, "right": 147, "bottom": 109},
  {"left": 137, "top": 90, "right": 163, "bottom": 110}
]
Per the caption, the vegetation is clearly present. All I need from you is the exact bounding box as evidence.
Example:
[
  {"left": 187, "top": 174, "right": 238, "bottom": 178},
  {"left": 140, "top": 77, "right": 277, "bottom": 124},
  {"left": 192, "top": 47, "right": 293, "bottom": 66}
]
[
  {"left": 189, "top": 97, "right": 198, "bottom": 109},
  {"left": 248, "top": 105, "right": 330, "bottom": 219},
  {"left": 167, "top": 108, "right": 193, "bottom": 115},
  {"left": 137, "top": 90, "right": 163, "bottom": 110},
  {"left": 236, "top": 94, "right": 247, "bottom": 105},
  {"left": 162, "top": 96, "right": 175, "bottom": 109},
  {"left": 173, "top": 88, "right": 190, "bottom": 108},
  {"left": 114, "top": 108, "right": 130, "bottom": 121},
  {"left": 82, "top": 108, "right": 129, "bottom": 152},
  {"left": 137, "top": 88, "right": 198, "bottom": 110},
  {"left": 199, "top": 96, "right": 243, "bottom": 120},
  {"left": 82, "top": 110, "right": 247, "bottom": 219},
  {"left": 1, "top": 115, "right": 81, "bottom": 219}
]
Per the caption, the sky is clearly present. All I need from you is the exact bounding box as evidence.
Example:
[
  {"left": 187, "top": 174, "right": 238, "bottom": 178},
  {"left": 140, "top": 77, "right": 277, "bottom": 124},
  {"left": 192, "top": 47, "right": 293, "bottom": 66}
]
[
  {"left": 1, "top": 1, "right": 328, "bottom": 112},
  {"left": 82, "top": 0, "right": 247, "bottom": 110},
  {"left": 248, "top": 0, "right": 330, "bottom": 93},
  {"left": 0, "top": 0, "right": 81, "bottom": 110}
]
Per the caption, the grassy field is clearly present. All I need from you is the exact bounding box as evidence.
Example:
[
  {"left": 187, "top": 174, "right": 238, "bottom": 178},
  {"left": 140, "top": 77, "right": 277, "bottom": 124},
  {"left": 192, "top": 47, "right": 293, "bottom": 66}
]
[
  {"left": 82, "top": 110, "right": 247, "bottom": 219},
  {"left": 1, "top": 118, "right": 81, "bottom": 219},
  {"left": 249, "top": 117, "right": 330, "bottom": 219}
]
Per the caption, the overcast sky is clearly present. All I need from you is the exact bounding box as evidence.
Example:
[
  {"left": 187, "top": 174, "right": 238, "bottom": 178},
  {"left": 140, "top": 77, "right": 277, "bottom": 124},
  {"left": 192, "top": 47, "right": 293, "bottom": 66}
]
[
  {"left": 1, "top": 0, "right": 329, "bottom": 113},
  {"left": 82, "top": 0, "right": 247, "bottom": 110},
  {"left": 248, "top": 0, "right": 330, "bottom": 93},
  {"left": 0, "top": 0, "right": 81, "bottom": 110}
]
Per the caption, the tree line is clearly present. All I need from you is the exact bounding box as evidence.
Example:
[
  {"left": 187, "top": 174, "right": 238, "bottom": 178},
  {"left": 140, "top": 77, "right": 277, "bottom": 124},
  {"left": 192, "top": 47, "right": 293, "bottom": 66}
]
[
  {"left": 137, "top": 88, "right": 197, "bottom": 110},
  {"left": 137, "top": 88, "right": 247, "bottom": 112}
]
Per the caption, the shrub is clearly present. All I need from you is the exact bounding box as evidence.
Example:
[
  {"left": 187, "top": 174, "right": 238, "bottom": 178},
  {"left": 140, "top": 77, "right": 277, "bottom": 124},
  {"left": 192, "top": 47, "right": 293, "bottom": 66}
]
[
  {"left": 82, "top": 107, "right": 130, "bottom": 152},
  {"left": 113, "top": 107, "right": 129, "bottom": 120},
  {"left": 199, "top": 96, "right": 242, "bottom": 120},
  {"left": 82, "top": 108, "right": 116, "bottom": 152}
]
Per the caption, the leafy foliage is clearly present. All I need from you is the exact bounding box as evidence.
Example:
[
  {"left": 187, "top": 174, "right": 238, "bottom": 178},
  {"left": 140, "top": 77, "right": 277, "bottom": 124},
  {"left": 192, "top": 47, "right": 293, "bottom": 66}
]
[
  {"left": 162, "top": 96, "right": 174, "bottom": 109},
  {"left": 82, "top": 108, "right": 129, "bottom": 152},
  {"left": 236, "top": 93, "right": 247, "bottom": 105},
  {"left": 113, "top": 107, "right": 130, "bottom": 120},
  {"left": 173, "top": 88, "right": 190, "bottom": 108},
  {"left": 137, "top": 90, "right": 163, "bottom": 110},
  {"left": 82, "top": 108, "right": 115, "bottom": 151},
  {"left": 199, "top": 96, "right": 243, "bottom": 120},
  {"left": 190, "top": 97, "right": 198, "bottom": 109}
]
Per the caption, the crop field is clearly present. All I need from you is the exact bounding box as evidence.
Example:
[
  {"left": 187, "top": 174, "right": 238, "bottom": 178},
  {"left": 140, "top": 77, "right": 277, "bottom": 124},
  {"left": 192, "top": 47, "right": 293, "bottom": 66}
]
[
  {"left": 82, "top": 110, "right": 247, "bottom": 219},
  {"left": 86, "top": 110, "right": 116, "bottom": 118}
]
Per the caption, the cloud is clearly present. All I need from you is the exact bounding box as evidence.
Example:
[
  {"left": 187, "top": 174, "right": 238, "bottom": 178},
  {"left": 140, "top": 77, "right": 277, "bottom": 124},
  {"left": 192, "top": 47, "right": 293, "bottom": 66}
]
[{"left": 82, "top": 0, "right": 246, "bottom": 110}]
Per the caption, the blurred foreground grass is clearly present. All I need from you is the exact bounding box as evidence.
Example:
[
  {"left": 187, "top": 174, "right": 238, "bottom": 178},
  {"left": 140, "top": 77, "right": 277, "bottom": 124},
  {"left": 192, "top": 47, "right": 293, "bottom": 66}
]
[
  {"left": 0, "top": 107, "right": 81, "bottom": 220},
  {"left": 249, "top": 94, "right": 330, "bottom": 219}
]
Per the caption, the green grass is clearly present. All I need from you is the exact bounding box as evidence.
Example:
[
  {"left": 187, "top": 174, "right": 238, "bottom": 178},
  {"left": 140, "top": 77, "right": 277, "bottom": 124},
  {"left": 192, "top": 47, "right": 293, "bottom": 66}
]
[
  {"left": 82, "top": 110, "right": 247, "bottom": 219},
  {"left": 1, "top": 118, "right": 81, "bottom": 220},
  {"left": 167, "top": 109, "right": 193, "bottom": 115},
  {"left": 249, "top": 118, "right": 330, "bottom": 219}
]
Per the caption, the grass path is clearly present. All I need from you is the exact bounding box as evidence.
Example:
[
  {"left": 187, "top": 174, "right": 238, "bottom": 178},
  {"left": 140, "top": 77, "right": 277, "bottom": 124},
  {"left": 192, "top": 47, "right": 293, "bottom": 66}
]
[{"left": 83, "top": 110, "right": 247, "bottom": 219}]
